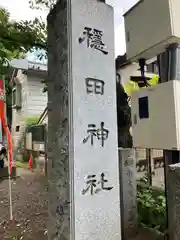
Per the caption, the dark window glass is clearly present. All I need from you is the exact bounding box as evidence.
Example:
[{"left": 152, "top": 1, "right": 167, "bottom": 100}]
[
  {"left": 139, "top": 96, "right": 149, "bottom": 119},
  {"left": 16, "top": 126, "right": 20, "bottom": 132},
  {"left": 12, "top": 88, "right": 16, "bottom": 106}
]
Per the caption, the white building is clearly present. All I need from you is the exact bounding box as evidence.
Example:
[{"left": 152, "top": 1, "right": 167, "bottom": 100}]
[
  {"left": 10, "top": 59, "right": 47, "bottom": 149},
  {"left": 116, "top": 55, "right": 163, "bottom": 163},
  {"left": 116, "top": 55, "right": 158, "bottom": 87}
]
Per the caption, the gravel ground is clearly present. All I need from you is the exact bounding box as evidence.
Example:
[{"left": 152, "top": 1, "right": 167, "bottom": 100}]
[
  {"left": 0, "top": 168, "right": 48, "bottom": 240},
  {"left": 0, "top": 167, "right": 164, "bottom": 240}
]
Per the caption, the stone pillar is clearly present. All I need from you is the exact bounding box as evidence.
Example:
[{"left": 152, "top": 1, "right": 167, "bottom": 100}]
[
  {"left": 47, "top": 1, "right": 70, "bottom": 239},
  {"left": 47, "top": 0, "right": 121, "bottom": 240},
  {"left": 167, "top": 163, "right": 180, "bottom": 240},
  {"left": 119, "top": 148, "right": 137, "bottom": 239}
]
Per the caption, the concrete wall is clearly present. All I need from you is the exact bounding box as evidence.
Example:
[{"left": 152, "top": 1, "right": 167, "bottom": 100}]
[
  {"left": 119, "top": 148, "right": 137, "bottom": 239},
  {"left": 167, "top": 163, "right": 180, "bottom": 240},
  {"left": 117, "top": 62, "right": 163, "bottom": 161}
]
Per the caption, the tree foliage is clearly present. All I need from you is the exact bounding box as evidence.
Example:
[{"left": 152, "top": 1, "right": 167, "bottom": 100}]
[
  {"left": 116, "top": 73, "right": 132, "bottom": 147},
  {"left": 0, "top": 6, "right": 47, "bottom": 127},
  {"left": 0, "top": 7, "right": 47, "bottom": 74},
  {"left": 137, "top": 175, "right": 166, "bottom": 233},
  {"left": 29, "top": 0, "right": 57, "bottom": 10}
]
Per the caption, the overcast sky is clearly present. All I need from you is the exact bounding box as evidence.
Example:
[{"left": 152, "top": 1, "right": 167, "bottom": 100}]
[{"left": 1, "top": 0, "right": 137, "bottom": 56}]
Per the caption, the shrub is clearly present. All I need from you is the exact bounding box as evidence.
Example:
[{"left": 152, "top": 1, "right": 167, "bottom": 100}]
[
  {"left": 137, "top": 175, "right": 166, "bottom": 233},
  {"left": 25, "top": 117, "right": 39, "bottom": 126}
]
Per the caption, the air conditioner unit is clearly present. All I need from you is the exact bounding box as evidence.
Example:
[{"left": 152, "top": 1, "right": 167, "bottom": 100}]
[{"left": 131, "top": 80, "right": 180, "bottom": 150}]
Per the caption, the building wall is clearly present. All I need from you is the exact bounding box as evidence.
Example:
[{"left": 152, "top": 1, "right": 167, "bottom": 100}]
[
  {"left": 12, "top": 70, "right": 28, "bottom": 149},
  {"left": 12, "top": 70, "right": 47, "bottom": 150},
  {"left": 124, "top": 0, "right": 172, "bottom": 60},
  {"left": 27, "top": 75, "right": 47, "bottom": 117},
  {"left": 116, "top": 61, "right": 163, "bottom": 160},
  {"left": 116, "top": 62, "right": 138, "bottom": 86}
]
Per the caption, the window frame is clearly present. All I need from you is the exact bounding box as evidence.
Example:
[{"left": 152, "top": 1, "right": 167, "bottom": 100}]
[{"left": 12, "top": 87, "right": 17, "bottom": 108}]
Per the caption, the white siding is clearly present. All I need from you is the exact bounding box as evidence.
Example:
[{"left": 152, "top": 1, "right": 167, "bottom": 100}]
[
  {"left": 11, "top": 70, "right": 28, "bottom": 149},
  {"left": 27, "top": 76, "right": 47, "bottom": 117}
]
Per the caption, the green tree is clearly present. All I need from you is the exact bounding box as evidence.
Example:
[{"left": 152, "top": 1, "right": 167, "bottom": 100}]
[
  {"left": 0, "top": 6, "right": 47, "bottom": 127},
  {"left": 29, "top": 0, "right": 54, "bottom": 93},
  {"left": 116, "top": 72, "right": 132, "bottom": 147},
  {"left": 29, "top": 0, "right": 57, "bottom": 10},
  {"left": 0, "top": 7, "right": 47, "bottom": 73}
]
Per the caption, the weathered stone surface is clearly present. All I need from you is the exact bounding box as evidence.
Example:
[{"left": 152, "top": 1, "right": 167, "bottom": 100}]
[
  {"left": 47, "top": 0, "right": 121, "bottom": 239},
  {"left": 167, "top": 163, "right": 180, "bottom": 240},
  {"left": 47, "top": 1, "right": 70, "bottom": 240},
  {"left": 119, "top": 148, "right": 137, "bottom": 239}
]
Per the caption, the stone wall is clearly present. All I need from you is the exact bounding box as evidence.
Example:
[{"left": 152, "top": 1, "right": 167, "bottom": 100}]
[
  {"left": 167, "top": 163, "right": 180, "bottom": 240},
  {"left": 119, "top": 148, "right": 137, "bottom": 239}
]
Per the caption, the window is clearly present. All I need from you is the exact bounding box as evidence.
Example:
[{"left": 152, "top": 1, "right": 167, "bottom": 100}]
[
  {"left": 15, "top": 126, "right": 20, "bottom": 132},
  {"left": 146, "top": 63, "right": 152, "bottom": 73},
  {"left": 12, "top": 83, "right": 22, "bottom": 109},
  {"left": 12, "top": 88, "right": 16, "bottom": 107},
  {"left": 139, "top": 96, "right": 149, "bottom": 119},
  {"left": 127, "top": 32, "right": 130, "bottom": 42},
  {"left": 147, "top": 61, "right": 158, "bottom": 74}
]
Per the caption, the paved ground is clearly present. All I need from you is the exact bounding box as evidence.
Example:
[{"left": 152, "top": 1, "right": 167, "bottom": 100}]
[{"left": 0, "top": 168, "right": 48, "bottom": 240}]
